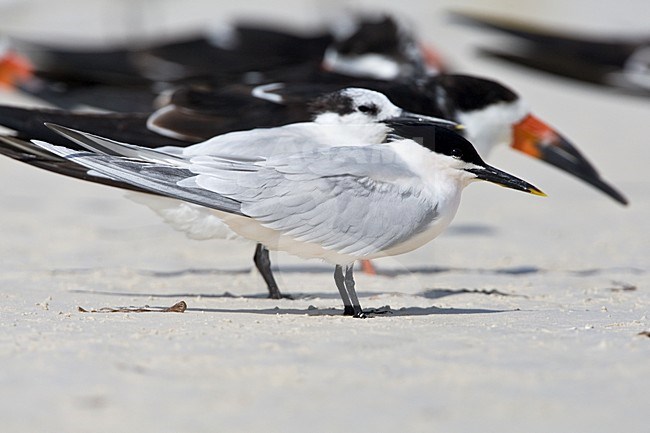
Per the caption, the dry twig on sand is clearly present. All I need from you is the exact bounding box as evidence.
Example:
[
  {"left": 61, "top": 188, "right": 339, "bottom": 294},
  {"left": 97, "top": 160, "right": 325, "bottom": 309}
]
[{"left": 78, "top": 301, "right": 187, "bottom": 313}]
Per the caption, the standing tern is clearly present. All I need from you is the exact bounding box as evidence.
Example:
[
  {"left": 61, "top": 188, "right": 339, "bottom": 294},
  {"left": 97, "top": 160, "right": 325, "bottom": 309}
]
[
  {"left": 33, "top": 120, "right": 544, "bottom": 318},
  {"left": 0, "top": 88, "right": 457, "bottom": 300}
]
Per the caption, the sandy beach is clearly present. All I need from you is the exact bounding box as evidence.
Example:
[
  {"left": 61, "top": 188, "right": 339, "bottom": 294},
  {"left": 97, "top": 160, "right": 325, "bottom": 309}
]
[{"left": 0, "top": 1, "right": 649, "bottom": 432}]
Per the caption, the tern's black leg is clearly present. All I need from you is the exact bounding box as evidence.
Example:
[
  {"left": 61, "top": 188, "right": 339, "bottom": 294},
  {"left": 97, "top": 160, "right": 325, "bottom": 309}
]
[
  {"left": 334, "top": 265, "right": 354, "bottom": 316},
  {"left": 344, "top": 264, "right": 366, "bottom": 318},
  {"left": 253, "top": 243, "right": 284, "bottom": 299}
]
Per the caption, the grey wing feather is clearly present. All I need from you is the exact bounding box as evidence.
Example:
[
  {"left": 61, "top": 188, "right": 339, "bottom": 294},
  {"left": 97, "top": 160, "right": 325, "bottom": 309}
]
[
  {"left": 45, "top": 123, "right": 187, "bottom": 165},
  {"left": 191, "top": 145, "right": 439, "bottom": 257},
  {"left": 31, "top": 140, "right": 244, "bottom": 216}
]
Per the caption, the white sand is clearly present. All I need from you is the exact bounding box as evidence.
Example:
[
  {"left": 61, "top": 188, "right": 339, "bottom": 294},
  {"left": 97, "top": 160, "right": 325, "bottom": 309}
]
[{"left": 0, "top": 1, "right": 649, "bottom": 432}]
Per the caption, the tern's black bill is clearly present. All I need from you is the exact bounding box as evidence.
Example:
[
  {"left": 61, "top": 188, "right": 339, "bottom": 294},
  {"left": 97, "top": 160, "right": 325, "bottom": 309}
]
[
  {"left": 466, "top": 165, "right": 546, "bottom": 196},
  {"left": 391, "top": 110, "right": 462, "bottom": 130}
]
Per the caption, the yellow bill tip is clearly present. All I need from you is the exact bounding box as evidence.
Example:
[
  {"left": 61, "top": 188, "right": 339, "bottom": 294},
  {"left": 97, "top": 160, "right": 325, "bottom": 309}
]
[{"left": 528, "top": 187, "right": 547, "bottom": 197}]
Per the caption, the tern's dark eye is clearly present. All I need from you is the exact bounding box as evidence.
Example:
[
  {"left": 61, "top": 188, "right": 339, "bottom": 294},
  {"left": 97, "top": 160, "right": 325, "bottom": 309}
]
[
  {"left": 451, "top": 148, "right": 463, "bottom": 159},
  {"left": 357, "top": 104, "right": 378, "bottom": 115}
]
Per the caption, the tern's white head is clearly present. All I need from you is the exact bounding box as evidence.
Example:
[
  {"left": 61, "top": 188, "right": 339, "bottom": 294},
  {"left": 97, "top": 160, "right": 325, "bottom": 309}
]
[
  {"left": 310, "top": 87, "right": 457, "bottom": 129},
  {"left": 306, "top": 87, "right": 458, "bottom": 145},
  {"left": 310, "top": 88, "right": 401, "bottom": 124}
]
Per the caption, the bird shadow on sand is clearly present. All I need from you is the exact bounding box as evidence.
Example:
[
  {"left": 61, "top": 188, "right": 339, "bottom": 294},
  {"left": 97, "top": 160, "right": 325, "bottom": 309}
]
[
  {"left": 182, "top": 305, "right": 509, "bottom": 317},
  {"left": 444, "top": 223, "right": 497, "bottom": 236},
  {"left": 419, "top": 287, "right": 527, "bottom": 299},
  {"left": 72, "top": 300, "right": 509, "bottom": 317},
  {"left": 70, "top": 286, "right": 513, "bottom": 317}
]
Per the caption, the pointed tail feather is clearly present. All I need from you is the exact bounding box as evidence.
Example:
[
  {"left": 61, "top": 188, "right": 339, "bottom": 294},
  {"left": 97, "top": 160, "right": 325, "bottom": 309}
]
[
  {"left": 45, "top": 123, "right": 187, "bottom": 165},
  {"left": 0, "top": 135, "right": 149, "bottom": 193},
  {"left": 30, "top": 139, "right": 244, "bottom": 216}
]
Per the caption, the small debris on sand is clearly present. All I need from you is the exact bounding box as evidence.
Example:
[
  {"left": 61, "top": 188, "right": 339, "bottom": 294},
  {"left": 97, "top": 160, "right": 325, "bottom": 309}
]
[{"left": 77, "top": 301, "right": 187, "bottom": 313}]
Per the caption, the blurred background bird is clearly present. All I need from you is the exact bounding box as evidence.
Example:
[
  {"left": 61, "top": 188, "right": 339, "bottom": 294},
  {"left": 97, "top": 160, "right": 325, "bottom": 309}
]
[
  {"left": 451, "top": 11, "right": 650, "bottom": 96},
  {"left": 0, "top": 38, "right": 33, "bottom": 89}
]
